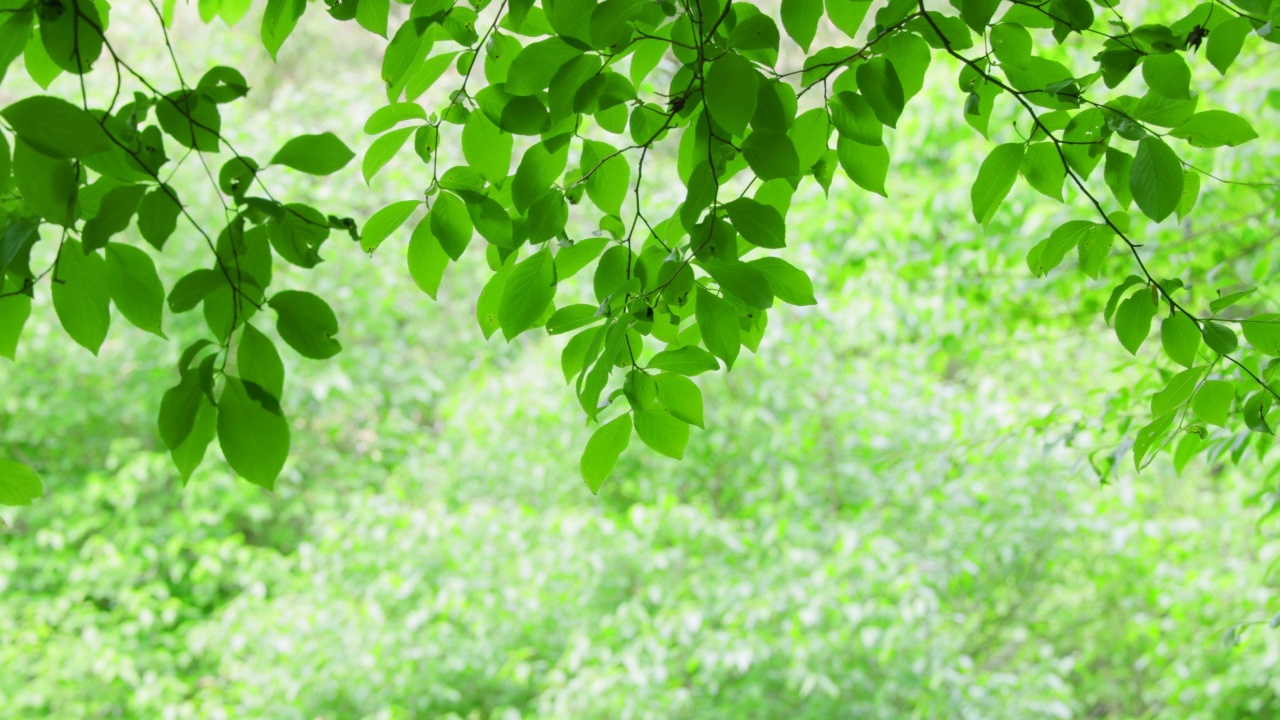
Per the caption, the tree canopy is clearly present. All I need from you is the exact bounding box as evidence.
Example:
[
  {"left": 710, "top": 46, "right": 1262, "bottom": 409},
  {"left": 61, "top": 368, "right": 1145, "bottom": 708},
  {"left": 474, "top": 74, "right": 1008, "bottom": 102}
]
[{"left": 0, "top": 0, "right": 1277, "bottom": 500}]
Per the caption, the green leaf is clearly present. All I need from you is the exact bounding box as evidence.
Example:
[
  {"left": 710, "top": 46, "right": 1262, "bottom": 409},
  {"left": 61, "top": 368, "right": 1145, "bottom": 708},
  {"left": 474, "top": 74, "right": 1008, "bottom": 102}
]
[
  {"left": 1160, "top": 313, "right": 1200, "bottom": 368},
  {"left": 647, "top": 345, "right": 719, "bottom": 375},
  {"left": 168, "top": 269, "right": 225, "bottom": 313},
  {"left": 1169, "top": 111, "right": 1259, "bottom": 148},
  {"left": 268, "top": 290, "right": 341, "bottom": 359},
  {"left": 1133, "top": 413, "right": 1175, "bottom": 470},
  {"left": 1020, "top": 142, "right": 1066, "bottom": 201},
  {"left": 1151, "top": 366, "right": 1206, "bottom": 417},
  {"left": 585, "top": 150, "right": 630, "bottom": 217},
  {"left": 513, "top": 137, "right": 570, "bottom": 213},
  {"left": 52, "top": 239, "right": 111, "bottom": 354},
  {"left": 407, "top": 216, "right": 449, "bottom": 300},
  {"left": 961, "top": 0, "right": 1001, "bottom": 32},
  {"left": 360, "top": 199, "right": 420, "bottom": 252},
  {"left": 362, "top": 126, "right": 415, "bottom": 184},
  {"left": 1114, "top": 290, "right": 1157, "bottom": 355},
  {"left": 83, "top": 185, "right": 147, "bottom": 253},
  {"left": 991, "top": 23, "right": 1032, "bottom": 70},
  {"left": 40, "top": 0, "right": 104, "bottom": 73},
  {"left": 1244, "top": 391, "right": 1273, "bottom": 435},
  {"left": 0, "top": 289, "right": 31, "bottom": 361},
  {"left": 725, "top": 198, "right": 785, "bottom": 249},
  {"left": 633, "top": 409, "right": 689, "bottom": 460},
  {"left": 695, "top": 286, "right": 740, "bottom": 369},
  {"left": 0, "top": 459, "right": 41, "bottom": 506},
  {"left": 581, "top": 413, "right": 632, "bottom": 493},
  {"left": 547, "top": 304, "right": 603, "bottom": 335},
  {"left": 364, "top": 102, "right": 429, "bottom": 134},
  {"left": 1129, "top": 136, "right": 1183, "bottom": 223},
  {"left": 855, "top": 58, "right": 904, "bottom": 128},
  {"left": 781, "top": 0, "right": 823, "bottom": 51},
  {"left": 476, "top": 264, "right": 510, "bottom": 340},
  {"left": 498, "top": 248, "right": 557, "bottom": 340},
  {"left": 12, "top": 139, "right": 77, "bottom": 227},
  {"left": 430, "top": 191, "right": 473, "bottom": 261},
  {"left": 159, "top": 372, "right": 203, "bottom": 450},
  {"left": 749, "top": 256, "right": 816, "bottom": 306},
  {"left": 828, "top": 91, "right": 882, "bottom": 146},
  {"left": 1201, "top": 320, "right": 1238, "bottom": 355},
  {"left": 743, "top": 130, "right": 800, "bottom": 181},
  {"left": 261, "top": 0, "right": 307, "bottom": 61},
  {"left": 1207, "top": 16, "right": 1252, "bottom": 75},
  {"left": 555, "top": 238, "right": 607, "bottom": 280},
  {"left": 1142, "top": 53, "right": 1191, "bottom": 99},
  {"left": 218, "top": 376, "right": 290, "bottom": 489},
  {"left": 462, "top": 110, "right": 512, "bottom": 183},
  {"left": 704, "top": 54, "right": 760, "bottom": 137},
  {"left": 1103, "top": 148, "right": 1134, "bottom": 209},
  {"left": 155, "top": 90, "right": 222, "bottom": 152},
  {"left": 654, "top": 373, "right": 704, "bottom": 428},
  {"left": 971, "top": 143, "right": 1024, "bottom": 228},
  {"left": 356, "top": 0, "right": 390, "bottom": 36},
  {"left": 105, "top": 243, "right": 166, "bottom": 338},
  {"left": 1243, "top": 314, "right": 1280, "bottom": 356},
  {"left": 701, "top": 259, "right": 773, "bottom": 309},
  {"left": 1194, "top": 379, "right": 1234, "bottom": 427},
  {"left": 836, "top": 138, "right": 889, "bottom": 196},
  {"left": 1, "top": 96, "right": 112, "bottom": 159},
  {"left": 1209, "top": 288, "right": 1256, "bottom": 314},
  {"left": 270, "top": 132, "right": 355, "bottom": 175},
  {"left": 137, "top": 186, "right": 183, "bottom": 251},
  {"left": 506, "top": 38, "right": 582, "bottom": 95},
  {"left": 238, "top": 323, "right": 285, "bottom": 400}
]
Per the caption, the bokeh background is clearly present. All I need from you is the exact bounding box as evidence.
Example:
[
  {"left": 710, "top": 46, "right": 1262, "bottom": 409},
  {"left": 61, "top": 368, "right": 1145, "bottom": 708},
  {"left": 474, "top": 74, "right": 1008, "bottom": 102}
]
[{"left": 3, "top": 2, "right": 1280, "bottom": 718}]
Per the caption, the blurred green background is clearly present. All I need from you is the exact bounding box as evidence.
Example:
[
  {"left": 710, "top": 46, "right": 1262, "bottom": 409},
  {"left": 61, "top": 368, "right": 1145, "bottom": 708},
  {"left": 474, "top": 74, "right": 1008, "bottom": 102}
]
[{"left": 3, "top": 3, "right": 1280, "bottom": 718}]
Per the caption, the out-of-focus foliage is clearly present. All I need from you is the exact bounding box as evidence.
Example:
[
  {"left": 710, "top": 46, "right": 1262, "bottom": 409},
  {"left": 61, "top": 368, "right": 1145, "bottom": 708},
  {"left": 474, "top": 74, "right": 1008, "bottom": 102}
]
[{"left": 3, "top": 4, "right": 1280, "bottom": 717}]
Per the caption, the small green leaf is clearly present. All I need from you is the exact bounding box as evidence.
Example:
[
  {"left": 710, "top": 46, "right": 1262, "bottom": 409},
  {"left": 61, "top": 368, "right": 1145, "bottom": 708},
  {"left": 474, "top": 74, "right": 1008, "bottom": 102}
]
[
  {"left": 362, "top": 126, "right": 415, "bottom": 184},
  {"left": 52, "top": 239, "right": 111, "bottom": 354},
  {"left": 430, "top": 191, "right": 474, "bottom": 261},
  {"left": 581, "top": 413, "right": 632, "bottom": 493},
  {"left": 238, "top": 323, "right": 285, "bottom": 400},
  {"left": 634, "top": 408, "right": 690, "bottom": 460},
  {"left": 704, "top": 54, "right": 760, "bottom": 137},
  {"left": 85, "top": 185, "right": 147, "bottom": 253},
  {"left": 137, "top": 186, "right": 183, "bottom": 251},
  {"left": 1133, "top": 413, "right": 1175, "bottom": 470},
  {"left": 1114, "top": 290, "right": 1157, "bottom": 355},
  {"left": 462, "top": 110, "right": 513, "bottom": 183},
  {"left": 701, "top": 259, "right": 773, "bottom": 309},
  {"left": 1020, "top": 142, "right": 1066, "bottom": 201},
  {"left": 498, "top": 249, "right": 557, "bottom": 340},
  {"left": 780, "top": 0, "right": 823, "bottom": 51},
  {"left": 725, "top": 198, "right": 786, "bottom": 249},
  {"left": 828, "top": 91, "right": 882, "bottom": 146},
  {"left": 360, "top": 199, "right": 420, "bottom": 252},
  {"left": 1242, "top": 314, "right": 1280, "bottom": 355},
  {"left": 261, "top": 0, "right": 307, "bottom": 61},
  {"left": 647, "top": 345, "right": 720, "bottom": 375},
  {"left": 743, "top": 130, "right": 800, "bottom": 181},
  {"left": 1169, "top": 111, "right": 1259, "bottom": 148},
  {"left": 1151, "top": 366, "right": 1206, "bottom": 417},
  {"left": 695, "top": 287, "right": 740, "bottom": 369},
  {"left": 0, "top": 459, "right": 41, "bottom": 506},
  {"left": 654, "top": 373, "right": 704, "bottom": 428},
  {"left": 1142, "top": 53, "right": 1192, "bottom": 100},
  {"left": 270, "top": 132, "right": 355, "bottom": 175},
  {"left": 1207, "top": 16, "right": 1252, "bottom": 75},
  {"left": 159, "top": 372, "right": 203, "bottom": 450},
  {"left": 836, "top": 138, "right": 889, "bottom": 196},
  {"left": 407, "top": 216, "right": 449, "bottom": 300},
  {"left": 991, "top": 23, "right": 1032, "bottom": 69},
  {"left": 268, "top": 290, "right": 341, "bottom": 359},
  {"left": 748, "top": 256, "right": 816, "bottom": 306},
  {"left": 1202, "top": 321, "right": 1238, "bottom": 355},
  {"left": 12, "top": 138, "right": 77, "bottom": 227},
  {"left": 1130, "top": 136, "right": 1183, "bottom": 222},
  {"left": 1, "top": 95, "right": 112, "bottom": 159},
  {"left": 218, "top": 376, "right": 290, "bottom": 489},
  {"left": 1161, "top": 313, "right": 1200, "bottom": 368},
  {"left": 855, "top": 57, "right": 904, "bottom": 128},
  {"left": 105, "top": 243, "right": 166, "bottom": 338},
  {"left": 363, "top": 102, "right": 429, "bottom": 134},
  {"left": 971, "top": 143, "right": 1024, "bottom": 227},
  {"left": 1244, "top": 391, "right": 1273, "bottom": 435},
  {"left": 1194, "top": 379, "right": 1234, "bottom": 427}
]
